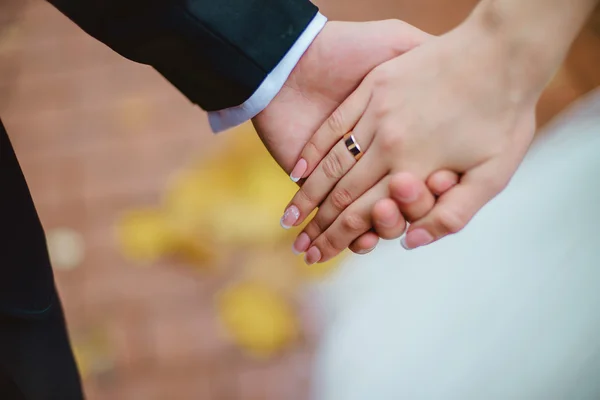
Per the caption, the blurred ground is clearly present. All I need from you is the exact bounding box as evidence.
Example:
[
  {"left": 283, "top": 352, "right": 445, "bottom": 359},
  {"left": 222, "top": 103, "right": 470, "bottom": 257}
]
[{"left": 0, "top": 0, "right": 598, "bottom": 399}]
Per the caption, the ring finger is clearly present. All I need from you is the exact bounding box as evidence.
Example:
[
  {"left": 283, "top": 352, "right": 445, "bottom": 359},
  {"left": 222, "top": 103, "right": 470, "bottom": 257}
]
[{"left": 281, "top": 115, "right": 378, "bottom": 229}]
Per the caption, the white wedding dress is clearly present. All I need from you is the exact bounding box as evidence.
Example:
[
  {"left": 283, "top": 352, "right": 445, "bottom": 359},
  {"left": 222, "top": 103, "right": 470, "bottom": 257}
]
[{"left": 312, "top": 88, "right": 600, "bottom": 400}]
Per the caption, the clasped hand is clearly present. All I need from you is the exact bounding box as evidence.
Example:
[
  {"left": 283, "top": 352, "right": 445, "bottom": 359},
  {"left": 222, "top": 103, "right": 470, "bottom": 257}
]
[{"left": 278, "top": 20, "right": 539, "bottom": 264}]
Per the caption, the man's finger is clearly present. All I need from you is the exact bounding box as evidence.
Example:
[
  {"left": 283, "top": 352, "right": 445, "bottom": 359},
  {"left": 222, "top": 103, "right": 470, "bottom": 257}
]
[
  {"left": 401, "top": 168, "right": 508, "bottom": 249},
  {"left": 349, "top": 231, "right": 380, "bottom": 255},
  {"left": 427, "top": 170, "right": 460, "bottom": 195}
]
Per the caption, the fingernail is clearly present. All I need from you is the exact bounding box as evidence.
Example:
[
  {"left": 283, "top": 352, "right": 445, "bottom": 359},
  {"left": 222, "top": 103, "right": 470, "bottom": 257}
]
[
  {"left": 290, "top": 159, "right": 308, "bottom": 182},
  {"left": 401, "top": 229, "right": 434, "bottom": 250},
  {"left": 292, "top": 233, "right": 311, "bottom": 255},
  {"left": 400, "top": 236, "right": 409, "bottom": 250},
  {"left": 357, "top": 246, "right": 376, "bottom": 255},
  {"left": 304, "top": 246, "right": 322, "bottom": 265},
  {"left": 280, "top": 205, "right": 300, "bottom": 229}
]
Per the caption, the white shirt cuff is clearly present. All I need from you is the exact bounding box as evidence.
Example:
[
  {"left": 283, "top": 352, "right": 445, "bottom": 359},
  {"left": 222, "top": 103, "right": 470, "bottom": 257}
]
[{"left": 208, "top": 12, "right": 327, "bottom": 133}]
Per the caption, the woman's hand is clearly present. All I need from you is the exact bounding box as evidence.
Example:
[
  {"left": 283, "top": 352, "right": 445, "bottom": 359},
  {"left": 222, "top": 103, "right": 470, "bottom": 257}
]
[
  {"left": 252, "top": 19, "right": 454, "bottom": 255},
  {"left": 284, "top": 19, "right": 542, "bottom": 264}
]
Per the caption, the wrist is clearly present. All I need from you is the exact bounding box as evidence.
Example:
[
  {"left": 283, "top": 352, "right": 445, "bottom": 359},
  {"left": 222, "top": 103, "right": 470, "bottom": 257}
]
[
  {"left": 449, "top": 19, "right": 547, "bottom": 107},
  {"left": 463, "top": 0, "right": 598, "bottom": 98},
  {"left": 458, "top": 11, "right": 555, "bottom": 102}
]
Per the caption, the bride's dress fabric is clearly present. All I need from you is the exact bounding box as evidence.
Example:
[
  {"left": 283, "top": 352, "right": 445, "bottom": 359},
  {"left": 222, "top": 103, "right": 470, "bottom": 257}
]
[{"left": 312, "top": 88, "right": 600, "bottom": 400}]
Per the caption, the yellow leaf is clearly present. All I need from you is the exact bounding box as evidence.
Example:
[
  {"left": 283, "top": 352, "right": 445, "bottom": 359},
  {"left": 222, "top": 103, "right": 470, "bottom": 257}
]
[
  {"left": 217, "top": 282, "right": 298, "bottom": 358},
  {"left": 117, "top": 208, "right": 174, "bottom": 262},
  {"left": 72, "top": 344, "right": 92, "bottom": 380},
  {"left": 171, "top": 228, "right": 217, "bottom": 266},
  {"left": 243, "top": 249, "right": 302, "bottom": 294}
]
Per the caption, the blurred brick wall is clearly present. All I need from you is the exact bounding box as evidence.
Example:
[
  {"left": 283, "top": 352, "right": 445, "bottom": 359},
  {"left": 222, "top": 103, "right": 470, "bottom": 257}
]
[
  {"left": 0, "top": 0, "right": 597, "bottom": 399},
  {"left": 1, "top": 1, "right": 313, "bottom": 399}
]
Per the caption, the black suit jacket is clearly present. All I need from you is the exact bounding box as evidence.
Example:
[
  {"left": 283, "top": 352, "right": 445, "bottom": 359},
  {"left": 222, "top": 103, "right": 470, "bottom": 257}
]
[
  {"left": 50, "top": 0, "right": 318, "bottom": 111},
  {"left": 1, "top": 0, "right": 318, "bottom": 318}
]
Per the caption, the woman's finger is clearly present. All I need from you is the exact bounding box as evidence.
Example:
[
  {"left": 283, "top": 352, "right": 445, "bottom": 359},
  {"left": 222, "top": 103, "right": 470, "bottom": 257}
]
[
  {"left": 304, "top": 180, "right": 389, "bottom": 264},
  {"left": 294, "top": 148, "right": 386, "bottom": 243},
  {"left": 289, "top": 81, "right": 373, "bottom": 182},
  {"left": 281, "top": 117, "right": 379, "bottom": 229},
  {"left": 427, "top": 170, "right": 460, "bottom": 195}
]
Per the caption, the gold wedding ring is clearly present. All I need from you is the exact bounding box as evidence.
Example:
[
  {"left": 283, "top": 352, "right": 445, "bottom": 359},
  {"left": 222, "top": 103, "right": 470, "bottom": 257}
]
[{"left": 343, "top": 132, "right": 363, "bottom": 161}]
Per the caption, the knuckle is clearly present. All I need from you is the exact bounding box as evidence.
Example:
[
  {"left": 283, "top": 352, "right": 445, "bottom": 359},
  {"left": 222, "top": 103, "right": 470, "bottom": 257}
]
[
  {"left": 379, "top": 127, "right": 404, "bottom": 152},
  {"left": 341, "top": 212, "right": 369, "bottom": 233},
  {"left": 326, "top": 108, "right": 346, "bottom": 134},
  {"left": 434, "top": 208, "right": 467, "bottom": 235},
  {"left": 373, "top": 106, "right": 389, "bottom": 121},
  {"left": 303, "top": 140, "right": 321, "bottom": 161},
  {"left": 371, "top": 96, "right": 392, "bottom": 120},
  {"left": 330, "top": 187, "right": 354, "bottom": 213},
  {"left": 320, "top": 233, "right": 341, "bottom": 255},
  {"left": 372, "top": 65, "right": 393, "bottom": 88},
  {"left": 296, "top": 186, "right": 316, "bottom": 208},
  {"left": 322, "top": 151, "right": 345, "bottom": 180},
  {"left": 303, "top": 220, "right": 320, "bottom": 239},
  {"left": 371, "top": 88, "right": 407, "bottom": 120},
  {"left": 309, "top": 214, "right": 329, "bottom": 236}
]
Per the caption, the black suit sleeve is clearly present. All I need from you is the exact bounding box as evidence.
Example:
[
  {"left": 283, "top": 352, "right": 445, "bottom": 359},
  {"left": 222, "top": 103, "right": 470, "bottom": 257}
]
[
  {"left": 48, "top": 0, "right": 319, "bottom": 111},
  {"left": 1, "top": 0, "right": 318, "bottom": 318}
]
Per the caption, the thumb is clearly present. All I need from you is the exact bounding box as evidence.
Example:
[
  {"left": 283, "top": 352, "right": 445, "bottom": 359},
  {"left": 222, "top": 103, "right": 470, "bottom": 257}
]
[{"left": 401, "top": 166, "right": 510, "bottom": 249}]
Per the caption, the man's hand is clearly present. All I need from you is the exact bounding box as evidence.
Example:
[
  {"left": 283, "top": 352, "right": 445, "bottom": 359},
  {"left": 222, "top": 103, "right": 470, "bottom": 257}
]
[{"left": 252, "top": 20, "right": 430, "bottom": 173}]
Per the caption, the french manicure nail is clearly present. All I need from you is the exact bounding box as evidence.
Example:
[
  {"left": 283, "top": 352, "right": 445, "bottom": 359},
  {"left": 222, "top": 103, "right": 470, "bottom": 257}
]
[
  {"left": 304, "top": 246, "right": 322, "bottom": 265},
  {"left": 292, "top": 233, "right": 311, "bottom": 255},
  {"left": 290, "top": 159, "right": 308, "bottom": 182},
  {"left": 400, "top": 236, "right": 409, "bottom": 250},
  {"left": 280, "top": 205, "right": 300, "bottom": 229},
  {"left": 401, "top": 229, "right": 434, "bottom": 250}
]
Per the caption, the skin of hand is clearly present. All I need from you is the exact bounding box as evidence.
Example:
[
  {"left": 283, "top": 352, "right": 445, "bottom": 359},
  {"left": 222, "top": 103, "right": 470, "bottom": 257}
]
[
  {"left": 285, "top": 19, "right": 545, "bottom": 264},
  {"left": 251, "top": 20, "right": 458, "bottom": 255},
  {"left": 354, "top": 170, "right": 459, "bottom": 254},
  {"left": 286, "top": 0, "right": 598, "bottom": 264}
]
